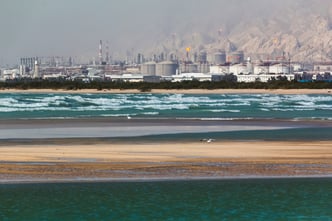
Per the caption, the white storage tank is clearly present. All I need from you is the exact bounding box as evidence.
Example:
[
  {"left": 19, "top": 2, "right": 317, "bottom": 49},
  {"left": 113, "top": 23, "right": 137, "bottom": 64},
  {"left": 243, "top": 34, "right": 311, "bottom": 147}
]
[
  {"left": 141, "top": 62, "right": 156, "bottom": 75},
  {"left": 156, "top": 61, "right": 178, "bottom": 76}
]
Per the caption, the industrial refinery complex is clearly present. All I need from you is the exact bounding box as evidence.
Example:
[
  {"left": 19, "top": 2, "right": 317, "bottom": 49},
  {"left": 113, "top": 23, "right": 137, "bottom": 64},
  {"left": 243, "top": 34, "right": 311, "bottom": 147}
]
[{"left": 1, "top": 40, "right": 332, "bottom": 83}]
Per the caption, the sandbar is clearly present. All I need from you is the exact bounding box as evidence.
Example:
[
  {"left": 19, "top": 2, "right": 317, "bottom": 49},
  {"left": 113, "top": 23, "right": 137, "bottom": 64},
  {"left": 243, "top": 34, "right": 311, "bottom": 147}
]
[{"left": 1, "top": 141, "right": 332, "bottom": 183}]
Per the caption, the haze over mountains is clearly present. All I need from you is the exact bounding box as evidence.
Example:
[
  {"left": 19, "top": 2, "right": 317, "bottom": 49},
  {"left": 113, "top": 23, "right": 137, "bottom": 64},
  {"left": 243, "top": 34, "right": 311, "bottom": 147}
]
[
  {"left": 1, "top": 0, "right": 332, "bottom": 65},
  {"left": 147, "top": 0, "right": 332, "bottom": 63}
]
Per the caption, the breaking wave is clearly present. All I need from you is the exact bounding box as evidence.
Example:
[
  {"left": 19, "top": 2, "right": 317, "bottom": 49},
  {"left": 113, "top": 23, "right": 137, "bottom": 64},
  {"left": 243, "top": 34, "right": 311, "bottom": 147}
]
[{"left": 0, "top": 93, "right": 331, "bottom": 120}]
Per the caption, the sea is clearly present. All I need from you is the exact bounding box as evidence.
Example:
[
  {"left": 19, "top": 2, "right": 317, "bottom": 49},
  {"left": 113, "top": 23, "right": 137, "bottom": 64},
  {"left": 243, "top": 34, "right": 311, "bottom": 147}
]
[
  {"left": 0, "top": 92, "right": 331, "bottom": 121},
  {"left": 1, "top": 179, "right": 332, "bottom": 220},
  {"left": 1, "top": 92, "right": 332, "bottom": 220},
  {"left": 0, "top": 92, "right": 332, "bottom": 140}
]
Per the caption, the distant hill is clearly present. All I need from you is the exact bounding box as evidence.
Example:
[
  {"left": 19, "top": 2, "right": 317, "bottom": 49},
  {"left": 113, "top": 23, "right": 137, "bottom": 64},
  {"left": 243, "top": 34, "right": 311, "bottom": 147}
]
[{"left": 141, "top": 0, "right": 332, "bottom": 63}]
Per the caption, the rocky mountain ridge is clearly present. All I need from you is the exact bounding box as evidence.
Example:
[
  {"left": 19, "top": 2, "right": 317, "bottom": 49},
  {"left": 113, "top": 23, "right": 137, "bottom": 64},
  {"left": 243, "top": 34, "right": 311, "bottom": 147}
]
[{"left": 146, "top": 1, "right": 332, "bottom": 63}]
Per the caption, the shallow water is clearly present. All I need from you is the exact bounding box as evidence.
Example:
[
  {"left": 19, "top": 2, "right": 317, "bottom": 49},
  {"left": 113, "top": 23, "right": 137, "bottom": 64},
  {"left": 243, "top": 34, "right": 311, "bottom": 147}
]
[
  {"left": 1, "top": 178, "right": 332, "bottom": 220},
  {"left": 1, "top": 93, "right": 332, "bottom": 220}
]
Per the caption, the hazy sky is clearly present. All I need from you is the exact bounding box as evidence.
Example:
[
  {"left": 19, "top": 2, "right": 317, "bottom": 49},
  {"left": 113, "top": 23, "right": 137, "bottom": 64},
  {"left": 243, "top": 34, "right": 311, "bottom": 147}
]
[{"left": 0, "top": 0, "right": 330, "bottom": 66}]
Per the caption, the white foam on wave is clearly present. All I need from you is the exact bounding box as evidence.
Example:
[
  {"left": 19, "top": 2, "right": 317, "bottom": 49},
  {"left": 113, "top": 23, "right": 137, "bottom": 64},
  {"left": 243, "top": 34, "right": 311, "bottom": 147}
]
[
  {"left": 89, "top": 98, "right": 125, "bottom": 107},
  {"left": 139, "top": 104, "right": 190, "bottom": 110},
  {"left": 284, "top": 94, "right": 311, "bottom": 101},
  {"left": 142, "top": 112, "right": 159, "bottom": 115},
  {"left": 100, "top": 113, "right": 138, "bottom": 117},
  {"left": 203, "top": 103, "right": 227, "bottom": 107},
  {"left": 226, "top": 102, "right": 251, "bottom": 106},
  {"left": 313, "top": 96, "right": 332, "bottom": 102},
  {"left": 162, "top": 94, "right": 215, "bottom": 104},
  {"left": 294, "top": 101, "right": 315, "bottom": 107},
  {"left": 127, "top": 98, "right": 163, "bottom": 105},
  {"left": 271, "top": 108, "right": 317, "bottom": 112},
  {"left": 0, "top": 107, "right": 18, "bottom": 112},
  {"left": 209, "top": 109, "right": 241, "bottom": 113},
  {"left": 0, "top": 98, "right": 19, "bottom": 106},
  {"left": 0, "top": 106, "right": 72, "bottom": 112}
]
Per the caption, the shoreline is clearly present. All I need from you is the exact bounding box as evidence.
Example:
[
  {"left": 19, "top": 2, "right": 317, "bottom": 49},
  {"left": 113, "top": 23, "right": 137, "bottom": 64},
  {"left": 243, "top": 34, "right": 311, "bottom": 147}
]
[
  {"left": 0, "top": 88, "right": 331, "bottom": 95},
  {"left": 1, "top": 141, "right": 332, "bottom": 183},
  {"left": 1, "top": 118, "right": 331, "bottom": 140},
  {"left": 2, "top": 175, "right": 332, "bottom": 185}
]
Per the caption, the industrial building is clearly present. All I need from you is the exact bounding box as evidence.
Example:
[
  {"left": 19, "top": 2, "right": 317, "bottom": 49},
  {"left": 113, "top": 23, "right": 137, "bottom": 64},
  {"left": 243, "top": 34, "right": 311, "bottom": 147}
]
[
  {"left": 2, "top": 39, "right": 331, "bottom": 83},
  {"left": 156, "top": 61, "right": 178, "bottom": 76},
  {"left": 140, "top": 62, "right": 156, "bottom": 76},
  {"left": 214, "top": 51, "right": 227, "bottom": 65}
]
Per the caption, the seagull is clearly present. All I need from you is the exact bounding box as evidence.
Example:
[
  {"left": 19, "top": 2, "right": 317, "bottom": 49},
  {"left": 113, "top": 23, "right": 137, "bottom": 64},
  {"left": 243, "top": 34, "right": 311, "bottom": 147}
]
[
  {"left": 127, "top": 115, "right": 132, "bottom": 119},
  {"left": 200, "top": 138, "right": 216, "bottom": 143}
]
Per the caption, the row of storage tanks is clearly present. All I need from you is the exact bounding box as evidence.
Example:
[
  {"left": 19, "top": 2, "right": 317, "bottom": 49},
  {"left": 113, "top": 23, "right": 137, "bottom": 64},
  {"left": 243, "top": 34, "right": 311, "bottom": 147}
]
[
  {"left": 186, "top": 51, "right": 245, "bottom": 65},
  {"left": 214, "top": 51, "right": 245, "bottom": 65},
  {"left": 141, "top": 61, "right": 178, "bottom": 76},
  {"left": 140, "top": 61, "right": 211, "bottom": 76},
  {"left": 140, "top": 51, "right": 245, "bottom": 76}
]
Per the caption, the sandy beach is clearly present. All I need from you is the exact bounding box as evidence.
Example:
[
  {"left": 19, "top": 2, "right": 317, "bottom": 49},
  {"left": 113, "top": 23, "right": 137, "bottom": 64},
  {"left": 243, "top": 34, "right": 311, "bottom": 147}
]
[
  {"left": 0, "top": 88, "right": 331, "bottom": 95},
  {"left": 0, "top": 90, "right": 331, "bottom": 183},
  {"left": 1, "top": 141, "right": 332, "bottom": 182}
]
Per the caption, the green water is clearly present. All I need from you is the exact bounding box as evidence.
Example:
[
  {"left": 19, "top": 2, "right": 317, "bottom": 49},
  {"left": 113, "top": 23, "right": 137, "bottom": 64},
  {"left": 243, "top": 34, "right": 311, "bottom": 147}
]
[
  {"left": 1, "top": 178, "right": 332, "bottom": 220},
  {"left": 124, "top": 127, "right": 332, "bottom": 142},
  {"left": 1, "top": 93, "right": 331, "bottom": 120}
]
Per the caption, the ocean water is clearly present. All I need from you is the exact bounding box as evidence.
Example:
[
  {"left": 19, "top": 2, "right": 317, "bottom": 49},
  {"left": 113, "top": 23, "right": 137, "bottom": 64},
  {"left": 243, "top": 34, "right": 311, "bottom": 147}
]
[
  {"left": 0, "top": 93, "right": 331, "bottom": 120},
  {"left": 1, "top": 178, "right": 332, "bottom": 220},
  {"left": 0, "top": 92, "right": 331, "bottom": 141},
  {"left": 1, "top": 93, "right": 332, "bottom": 220}
]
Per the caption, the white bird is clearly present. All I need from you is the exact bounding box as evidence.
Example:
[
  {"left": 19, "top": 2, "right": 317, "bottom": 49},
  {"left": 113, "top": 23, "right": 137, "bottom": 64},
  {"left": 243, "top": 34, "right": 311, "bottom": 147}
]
[
  {"left": 200, "top": 138, "right": 216, "bottom": 143},
  {"left": 127, "top": 115, "right": 132, "bottom": 119}
]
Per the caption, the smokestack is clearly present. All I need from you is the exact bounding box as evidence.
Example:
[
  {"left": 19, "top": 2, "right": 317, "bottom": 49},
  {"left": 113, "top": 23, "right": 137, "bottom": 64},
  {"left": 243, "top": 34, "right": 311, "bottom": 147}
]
[
  {"left": 33, "top": 59, "right": 40, "bottom": 79},
  {"left": 106, "top": 41, "right": 110, "bottom": 64},
  {"left": 99, "top": 40, "right": 103, "bottom": 65}
]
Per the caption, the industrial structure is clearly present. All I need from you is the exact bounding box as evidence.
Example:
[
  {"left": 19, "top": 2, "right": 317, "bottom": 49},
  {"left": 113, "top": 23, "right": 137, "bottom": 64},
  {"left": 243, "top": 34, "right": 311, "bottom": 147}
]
[{"left": 1, "top": 41, "right": 332, "bottom": 83}]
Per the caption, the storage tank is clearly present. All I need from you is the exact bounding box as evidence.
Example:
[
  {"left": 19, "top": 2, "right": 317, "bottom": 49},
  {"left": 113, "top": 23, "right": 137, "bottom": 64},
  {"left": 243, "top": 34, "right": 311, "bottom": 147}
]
[
  {"left": 156, "top": 61, "right": 178, "bottom": 76},
  {"left": 198, "top": 63, "right": 210, "bottom": 73},
  {"left": 214, "top": 51, "right": 226, "bottom": 65},
  {"left": 141, "top": 62, "right": 156, "bottom": 75},
  {"left": 198, "top": 51, "right": 208, "bottom": 63},
  {"left": 180, "top": 63, "right": 198, "bottom": 73},
  {"left": 227, "top": 51, "right": 244, "bottom": 64}
]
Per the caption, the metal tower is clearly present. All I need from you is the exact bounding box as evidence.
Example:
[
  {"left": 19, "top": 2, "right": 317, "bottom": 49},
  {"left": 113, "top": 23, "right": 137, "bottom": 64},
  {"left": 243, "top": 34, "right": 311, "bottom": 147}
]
[{"left": 99, "top": 40, "right": 103, "bottom": 65}]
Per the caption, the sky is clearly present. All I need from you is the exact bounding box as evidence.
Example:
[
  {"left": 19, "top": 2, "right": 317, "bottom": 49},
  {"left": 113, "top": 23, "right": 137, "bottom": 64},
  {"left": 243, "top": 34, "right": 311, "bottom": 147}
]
[{"left": 0, "top": 0, "right": 330, "bottom": 66}]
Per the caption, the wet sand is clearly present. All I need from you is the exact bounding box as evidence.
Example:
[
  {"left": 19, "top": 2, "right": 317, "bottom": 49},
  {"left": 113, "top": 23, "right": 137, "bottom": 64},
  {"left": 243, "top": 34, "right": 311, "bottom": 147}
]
[
  {"left": 0, "top": 88, "right": 331, "bottom": 95},
  {"left": 1, "top": 141, "right": 332, "bottom": 183},
  {"left": 0, "top": 118, "right": 313, "bottom": 140},
  {"left": 0, "top": 89, "right": 331, "bottom": 183}
]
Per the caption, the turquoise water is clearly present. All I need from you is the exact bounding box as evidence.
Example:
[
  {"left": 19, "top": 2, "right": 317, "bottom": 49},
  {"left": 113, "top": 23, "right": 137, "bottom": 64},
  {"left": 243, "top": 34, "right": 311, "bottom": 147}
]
[
  {"left": 1, "top": 92, "right": 332, "bottom": 141},
  {"left": 124, "top": 127, "right": 332, "bottom": 142},
  {"left": 0, "top": 93, "right": 331, "bottom": 120},
  {"left": 1, "top": 178, "right": 332, "bottom": 220},
  {"left": 1, "top": 93, "right": 332, "bottom": 220}
]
